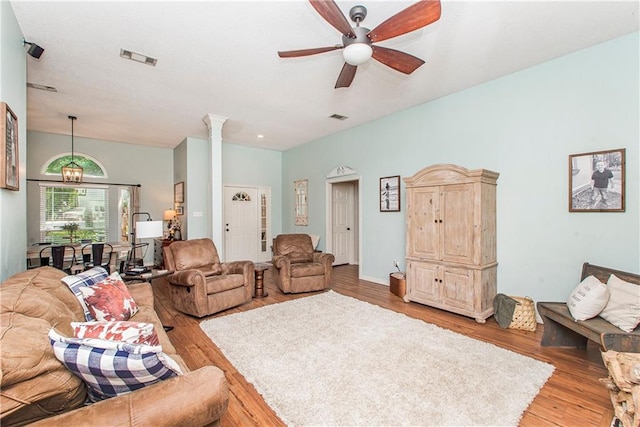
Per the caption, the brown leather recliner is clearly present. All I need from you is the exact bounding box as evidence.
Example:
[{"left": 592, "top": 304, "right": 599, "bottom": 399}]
[
  {"left": 271, "top": 234, "right": 334, "bottom": 294},
  {"left": 163, "top": 238, "right": 253, "bottom": 317}
]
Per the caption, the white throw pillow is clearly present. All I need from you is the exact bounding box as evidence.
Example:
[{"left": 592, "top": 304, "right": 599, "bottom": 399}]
[
  {"left": 566, "top": 275, "right": 609, "bottom": 321},
  {"left": 598, "top": 274, "right": 640, "bottom": 333}
]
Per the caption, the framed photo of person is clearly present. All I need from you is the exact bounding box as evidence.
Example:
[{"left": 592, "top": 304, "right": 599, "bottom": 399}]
[
  {"left": 569, "top": 148, "right": 625, "bottom": 212},
  {"left": 0, "top": 102, "right": 19, "bottom": 191},
  {"left": 380, "top": 175, "right": 400, "bottom": 212}
]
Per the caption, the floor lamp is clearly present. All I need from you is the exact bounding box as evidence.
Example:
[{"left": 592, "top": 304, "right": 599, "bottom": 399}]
[{"left": 126, "top": 212, "right": 163, "bottom": 271}]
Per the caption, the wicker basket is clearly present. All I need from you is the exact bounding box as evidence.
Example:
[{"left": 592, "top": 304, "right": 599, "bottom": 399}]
[{"left": 508, "top": 296, "right": 537, "bottom": 332}]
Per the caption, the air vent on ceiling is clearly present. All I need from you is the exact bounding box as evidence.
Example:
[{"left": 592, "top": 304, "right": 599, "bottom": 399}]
[
  {"left": 27, "top": 82, "right": 57, "bottom": 92},
  {"left": 120, "top": 49, "right": 157, "bottom": 66},
  {"left": 329, "top": 114, "right": 348, "bottom": 121}
]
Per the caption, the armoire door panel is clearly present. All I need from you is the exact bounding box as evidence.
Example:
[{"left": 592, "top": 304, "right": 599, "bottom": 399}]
[
  {"left": 407, "top": 261, "right": 440, "bottom": 303},
  {"left": 441, "top": 266, "right": 474, "bottom": 310},
  {"left": 407, "top": 187, "right": 439, "bottom": 260},
  {"left": 440, "top": 184, "right": 474, "bottom": 264}
]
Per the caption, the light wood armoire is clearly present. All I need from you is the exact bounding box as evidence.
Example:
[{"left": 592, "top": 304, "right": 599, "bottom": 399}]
[{"left": 403, "top": 164, "right": 499, "bottom": 323}]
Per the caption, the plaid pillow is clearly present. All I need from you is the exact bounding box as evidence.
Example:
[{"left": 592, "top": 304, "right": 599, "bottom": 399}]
[
  {"left": 61, "top": 267, "right": 109, "bottom": 320},
  {"left": 71, "top": 321, "right": 160, "bottom": 346},
  {"left": 49, "top": 328, "right": 182, "bottom": 402}
]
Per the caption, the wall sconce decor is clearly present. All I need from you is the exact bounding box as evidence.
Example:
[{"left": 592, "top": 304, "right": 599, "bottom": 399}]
[{"left": 294, "top": 179, "right": 308, "bottom": 226}]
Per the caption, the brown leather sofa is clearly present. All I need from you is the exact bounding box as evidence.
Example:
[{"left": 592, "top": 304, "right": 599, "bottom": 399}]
[
  {"left": 0, "top": 266, "right": 228, "bottom": 426},
  {"left": 163, "top": 238, "right": 253, "bottom": 317},
  {"left": 271, "top": 234, "right": 335, "bottom": 293}
]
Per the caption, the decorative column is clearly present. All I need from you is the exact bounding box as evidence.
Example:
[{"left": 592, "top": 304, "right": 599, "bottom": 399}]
[{"left": 202, "top": 114, "right": 227, "bottom": 257}]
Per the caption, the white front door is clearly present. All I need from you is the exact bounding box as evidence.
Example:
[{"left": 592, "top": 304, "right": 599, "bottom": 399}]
[
  {"left": 224, "top": 186, "right": 258, "bottom": 262},
  {"left": 331, "top": 182, "right": 356, "bottom": 265}
]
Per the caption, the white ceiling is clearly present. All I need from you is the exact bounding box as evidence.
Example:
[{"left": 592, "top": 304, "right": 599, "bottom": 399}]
[{"left": 11, "top": 1, "right": 639, "bottom": 151}]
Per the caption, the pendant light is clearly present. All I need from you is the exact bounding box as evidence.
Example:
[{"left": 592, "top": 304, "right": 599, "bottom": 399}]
[{"left": 61, "top": 115, "right": 83, "bottom": 183}]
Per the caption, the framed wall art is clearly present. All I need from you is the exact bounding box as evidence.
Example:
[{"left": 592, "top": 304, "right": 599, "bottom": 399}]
[
  {"left": 569, "top": 148, "right": 625, "bottom": 212},
  {"left": 380, "top": 175, "right": 400, "bottom": 212},
  {"left": 174, "top": 181, "right": 184, "bottom": 203},
  {"left": 175, "top": 205, "right": 184, "bottom": 215},
  {"left": 294, "top": 179, "right": 308, "bottom": 226},
  {"left": 0, "top": 102, "right": 19, "bottom": 191}
]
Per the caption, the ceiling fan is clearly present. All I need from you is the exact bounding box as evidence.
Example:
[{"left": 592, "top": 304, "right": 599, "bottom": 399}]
[{"left": 278, "top": 0, "right": 441, "bottom": 89}]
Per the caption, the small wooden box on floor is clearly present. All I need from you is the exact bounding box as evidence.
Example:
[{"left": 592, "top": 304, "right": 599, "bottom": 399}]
[{"left": 390, "top": 273, "right": 406, "bottom": 298}]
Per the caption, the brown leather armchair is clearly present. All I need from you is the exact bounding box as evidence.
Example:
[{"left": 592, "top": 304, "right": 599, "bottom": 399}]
[
  {"left": 271, "top": 234, "right": 334, "bottom": 294},
  {"left": 163, "top": 238, "right": 253, "bottom": 317}
]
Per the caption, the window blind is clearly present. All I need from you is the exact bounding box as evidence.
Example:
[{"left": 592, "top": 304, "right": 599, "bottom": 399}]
[{"left": 39, "top": 183, "right": 110, "bottom": 244}]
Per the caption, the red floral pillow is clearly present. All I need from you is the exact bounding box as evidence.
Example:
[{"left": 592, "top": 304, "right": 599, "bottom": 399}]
[
  {"left": 71, "top": 321, "right": 159, "bottom": 346},
  {"left": 79, "top": 272, "right": 139, "bottom": 321}
]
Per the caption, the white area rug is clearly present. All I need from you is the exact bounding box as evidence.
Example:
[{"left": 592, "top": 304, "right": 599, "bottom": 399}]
[{"left": 200, "top": 291, "right": 554, "bottom": 426}]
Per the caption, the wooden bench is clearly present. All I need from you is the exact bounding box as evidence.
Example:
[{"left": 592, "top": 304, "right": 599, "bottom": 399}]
[{"left": 537, "top": 262, "right": 640, "bottom": 351}]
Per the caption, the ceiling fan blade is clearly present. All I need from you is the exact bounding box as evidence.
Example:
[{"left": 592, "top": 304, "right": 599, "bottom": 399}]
[
  {"left": 371, "top": 46, "right": 425, "bottom": 74},
  {"left": 309, "top": 0, "right": 354, "bottom": 37},
  {"left": 335, "top": 63, "right": 357, "bottom": 88},
  {"left": 278, "top": 46, "right": 342, "bottom": 58},
  {"left": 369, "top": 0, "right": 441, "bottom": 43}
]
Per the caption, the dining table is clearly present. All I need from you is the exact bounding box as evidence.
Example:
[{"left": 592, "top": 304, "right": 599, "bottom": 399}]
[{"left": 26, "top": 241, "right": 132, "bottom": 273}]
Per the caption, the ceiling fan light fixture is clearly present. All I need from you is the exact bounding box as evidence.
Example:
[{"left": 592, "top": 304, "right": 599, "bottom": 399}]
[{"left": 343, "top": 43, "right": 372, "bottom": 66}]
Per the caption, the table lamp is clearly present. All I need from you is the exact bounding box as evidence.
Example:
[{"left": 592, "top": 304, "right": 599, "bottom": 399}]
[{"left": 163, "top": 209, "right": 177, "bottom": 237}]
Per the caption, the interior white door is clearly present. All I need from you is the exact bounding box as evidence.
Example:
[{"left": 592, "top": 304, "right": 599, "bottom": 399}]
[
  {"left": 331, "top": 182, "right": 354, "bottom": 265},
  {"left": 224, "top": 186, "right": 258, "bottom": 262}
]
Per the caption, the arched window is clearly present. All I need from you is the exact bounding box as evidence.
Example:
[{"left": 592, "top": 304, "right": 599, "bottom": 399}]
[
  {"left": 232, "top": 191, "right": 251, "bottom": 201},
  {"left": 42, "top": 153, "right": 107, "bottom": 178},
  {"left": 35, "top": 153, "right": 112, "bottom": 244}
]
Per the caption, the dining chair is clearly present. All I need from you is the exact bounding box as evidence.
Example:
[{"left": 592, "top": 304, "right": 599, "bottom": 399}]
[
  {"left": 27, "top": 242, "right": 52, "bottom": 268},
  {"left": 39, "top": 245, "right": 77, "bottom": 273},
  {"left": 81, "top": 242, "right": 113, "bottom": 273}
]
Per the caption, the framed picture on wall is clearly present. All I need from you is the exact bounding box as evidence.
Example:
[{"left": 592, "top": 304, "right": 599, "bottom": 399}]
[
  {"left": 175, "top": 205, "right": 184, "bottom": 215},
  {"left": 0, "top": 102, "right": 19, "bottom": 191},
  {"left": 174, "top": 181, "right": 184, "bottom": 203},
  {"left": 294, "top": 179, "right": 308, "bottom": 226},
  {"left": 380, "top": 175, "right": 400, "bottom": 212},
  {"left": 569, "top": 148, "right": 625, "bottom": 212}
]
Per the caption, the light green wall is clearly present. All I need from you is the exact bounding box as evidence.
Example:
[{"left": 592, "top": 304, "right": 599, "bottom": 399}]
[
  {"left": 5, "top": 15, "right": 638, "bottom": 307},
  {"left": 282, "top": 32, "right": 639, "bottom": 301},
  {"left": 223, "top": 143, "right": 283, "bottom": 238},
  {"left": 171, "top": 138, "right": 283, "bottom": 241},
  {"left": 0, "top": 1, "right": 27, "bottom": 279},
  {"left": 27, "top": 131, "right": 174, "bottom": 264},
  {"left": 24, "top": 133, "right": 283, "bottom": 267},
  {"left": 173, "top": 138, "right": 190, "bottom": 237},
  {"left": 183, "top": 137, "right": 210, "bottom": 240}
]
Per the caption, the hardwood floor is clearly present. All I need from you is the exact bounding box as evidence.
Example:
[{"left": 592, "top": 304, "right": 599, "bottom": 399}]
[{"left": 152, "top": 265, "right": 614, "bottom": 427}]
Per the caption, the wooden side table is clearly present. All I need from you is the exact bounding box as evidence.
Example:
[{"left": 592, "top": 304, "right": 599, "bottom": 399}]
[{"left": 254, "top": 263, "right": 270, "bottom": 298}]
